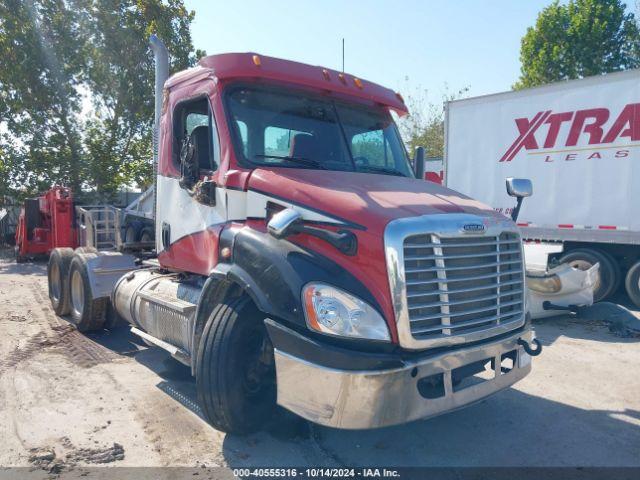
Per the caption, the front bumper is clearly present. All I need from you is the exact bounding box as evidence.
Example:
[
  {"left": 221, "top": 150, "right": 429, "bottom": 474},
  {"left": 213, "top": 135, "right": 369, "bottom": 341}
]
[{"left": 271, "top": 325, "right": 534, "bottom": 429}]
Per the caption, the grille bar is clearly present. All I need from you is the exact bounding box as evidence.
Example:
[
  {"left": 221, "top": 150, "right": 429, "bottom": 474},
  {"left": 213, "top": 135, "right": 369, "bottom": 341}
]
[
  {"left": 406, "top": 278, "right": 522, "bottom": 298},
  {"left": 411, "top": 310, "right": 524, "bottom": 335},
  {"left": 408, "top": 289, "right": 523, "bottom": 310},
  {"left": 406, "top": 259, "right": 521, "bottom": 273},
  {"left": 403, "top": 231, "right": 525, "bottom": 341}
]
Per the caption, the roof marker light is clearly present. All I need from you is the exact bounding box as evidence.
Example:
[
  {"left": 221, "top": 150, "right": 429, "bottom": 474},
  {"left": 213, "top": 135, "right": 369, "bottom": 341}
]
[
  {"left": 338, "top": 73, "right": 347, "bottom": 85},
  {"left": 322, "top": 69, "right": 331, "bottom": 81},
  {"left": 252, "top": 55, "right": 261, "bottom": 66},
  {"left": 353, "top": 77, "right": 363, "bottom": 89}
]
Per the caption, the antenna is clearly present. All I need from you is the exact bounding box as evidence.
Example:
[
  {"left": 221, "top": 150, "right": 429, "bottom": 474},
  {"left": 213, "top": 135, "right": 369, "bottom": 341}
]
[{"left": 342, "top": 38, "right": 344, "bottom": 72}]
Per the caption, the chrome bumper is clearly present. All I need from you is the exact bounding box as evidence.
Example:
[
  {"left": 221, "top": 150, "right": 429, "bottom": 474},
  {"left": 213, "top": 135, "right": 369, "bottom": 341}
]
[{"left": 274, "top": 329, "right": 533, "bottom": 429}]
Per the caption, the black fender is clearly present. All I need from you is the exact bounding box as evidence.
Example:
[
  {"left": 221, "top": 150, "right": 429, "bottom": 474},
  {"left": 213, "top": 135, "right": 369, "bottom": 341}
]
[
  {"left": 191, "top": 226, "right": 386, "bottom": 373},
  {"left": 225, "top": 227, "right": 382, "bottom": 326}
]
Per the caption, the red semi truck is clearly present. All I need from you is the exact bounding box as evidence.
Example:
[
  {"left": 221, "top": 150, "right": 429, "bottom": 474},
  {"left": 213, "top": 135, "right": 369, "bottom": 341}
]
[{"left": 46, "top": 36, "right": 540, "bottom": 433}]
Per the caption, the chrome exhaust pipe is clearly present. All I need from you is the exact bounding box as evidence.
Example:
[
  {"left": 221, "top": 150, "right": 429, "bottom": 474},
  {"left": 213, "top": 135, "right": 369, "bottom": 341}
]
[{"left": 149, "top": 35, "right": 169, "bottom": 227}]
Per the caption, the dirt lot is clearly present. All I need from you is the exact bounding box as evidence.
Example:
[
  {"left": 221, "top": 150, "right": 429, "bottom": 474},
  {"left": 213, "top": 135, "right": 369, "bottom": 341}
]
[{"left": 1, "top": 252, "right": 639, "bottom": 474}]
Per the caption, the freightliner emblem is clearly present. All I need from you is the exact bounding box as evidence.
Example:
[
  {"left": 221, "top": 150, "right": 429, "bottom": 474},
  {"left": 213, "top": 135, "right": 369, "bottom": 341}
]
[{"left": 461, "top": 222, "right": 486, "bottom": 234}]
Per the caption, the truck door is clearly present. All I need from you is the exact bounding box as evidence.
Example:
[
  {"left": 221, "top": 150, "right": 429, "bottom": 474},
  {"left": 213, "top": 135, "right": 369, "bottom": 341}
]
[{"left": 156, "top": 93, "right": 226, "bottom": 275}]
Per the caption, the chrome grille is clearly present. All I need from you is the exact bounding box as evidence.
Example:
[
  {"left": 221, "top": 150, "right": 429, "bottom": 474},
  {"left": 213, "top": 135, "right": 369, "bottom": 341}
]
[{"left": 403, "top": 232, "right": 524, "bottom": 342}]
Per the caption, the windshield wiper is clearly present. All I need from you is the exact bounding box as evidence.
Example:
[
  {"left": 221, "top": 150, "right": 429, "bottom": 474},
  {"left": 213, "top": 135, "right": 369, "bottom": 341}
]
[
  {"left": 357, "top": 165, "right": 406, "bottom": 177},
  {"left": 254, "top": 154, "right": 326, "bottom": 169}
]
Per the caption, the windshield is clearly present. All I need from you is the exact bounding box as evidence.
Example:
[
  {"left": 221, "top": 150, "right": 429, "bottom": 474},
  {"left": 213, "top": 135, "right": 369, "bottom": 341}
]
[{"left": 226, "top": 85, "right": 414, "bottom": 177}]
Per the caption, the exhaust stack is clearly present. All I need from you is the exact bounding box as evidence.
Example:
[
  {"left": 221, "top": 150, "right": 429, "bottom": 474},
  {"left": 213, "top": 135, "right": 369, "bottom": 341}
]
[{"left": 149, "top": 35, "right": 169, "bottom": 225}]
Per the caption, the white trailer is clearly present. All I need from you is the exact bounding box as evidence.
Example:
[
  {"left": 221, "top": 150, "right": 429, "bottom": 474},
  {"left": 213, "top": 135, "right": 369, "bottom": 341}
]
[{"left": 444, "top": 69, "right": 640, "bottom": 306}]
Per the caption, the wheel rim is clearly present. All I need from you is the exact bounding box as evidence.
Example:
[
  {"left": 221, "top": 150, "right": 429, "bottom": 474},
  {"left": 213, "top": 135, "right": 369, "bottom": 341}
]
[
  {"left": 50, "top": 262, "right": 61, "bottom": 304},
  {"left": 70, "top": 270, "right": 85, "bottom": 318},
  {"left": 568, "top": 259, "right": 601, "bottom": 293}
]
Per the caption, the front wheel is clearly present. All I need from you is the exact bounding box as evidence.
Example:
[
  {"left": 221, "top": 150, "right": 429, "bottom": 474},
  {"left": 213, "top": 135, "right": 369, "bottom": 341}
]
[{"left": 195, "top": 296, "right": 276, "bottom": 434}]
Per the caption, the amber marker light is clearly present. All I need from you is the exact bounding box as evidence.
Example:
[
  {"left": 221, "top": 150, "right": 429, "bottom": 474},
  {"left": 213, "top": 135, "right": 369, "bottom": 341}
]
[
  {"left": 252, "top": 55, "right": 261, "bottom": 66},
  {"left": 322, "top": 69, "right": 331, "bottom": 81},
  {"left": 338, "top": 73, "right": 347, "bottom": 85},
  {"left": 353, "top": 77, "right": 363, "bottom": 89}
]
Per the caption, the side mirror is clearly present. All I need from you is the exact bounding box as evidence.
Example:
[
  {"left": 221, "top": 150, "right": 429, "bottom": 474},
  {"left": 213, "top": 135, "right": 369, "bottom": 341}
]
[
  {"left": 505, "top": 177, "right": 533, "bottom": 222},
  {"left": 267, "top": 208, "right": 302, "bottom": 239},
  {"left": 414, "top": 146, "right": 425, "bottom": 179},
  {"left": 506, "top": 178, "right": 532, "bottom": 198}
]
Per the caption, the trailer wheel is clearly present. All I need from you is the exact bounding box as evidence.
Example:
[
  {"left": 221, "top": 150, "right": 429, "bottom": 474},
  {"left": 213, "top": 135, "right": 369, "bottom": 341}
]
[
  {"left": 599, "top": 250, "right": 622, "bottom": 294},
  {"left": 625, "top": 261, "right": 640, "bottom": 308},
  {"left": 47, "top": 248, "right": 74, "bottom": 315},
  {"left": 68, "top": 253, "right": 108, "bottom": 332},
  {"left": 196, "top": 296, "right": 276, "bottom": 434},
  {"left": 557, "top": 248, "right": 616, "bottom": 301},
  {"left": 139, "top": 228, "right": 153, "bottom": 243}
]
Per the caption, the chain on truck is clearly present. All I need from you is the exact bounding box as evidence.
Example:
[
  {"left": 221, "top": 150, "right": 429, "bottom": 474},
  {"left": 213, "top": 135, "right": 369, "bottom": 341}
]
[{"left": 46, "top": 36, "right": 541, "bottom": 433}]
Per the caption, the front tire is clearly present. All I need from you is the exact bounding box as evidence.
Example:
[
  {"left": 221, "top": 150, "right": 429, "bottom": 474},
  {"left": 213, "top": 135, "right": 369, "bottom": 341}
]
[
  {"left": 196, "top": 296, "right": 276, "bottom": 434},
  {"left": 48, "top": 248, "right": 74, "bottom": 315},
  {"left": 68, "top": 253, "right": 108, "bottom": 332}
]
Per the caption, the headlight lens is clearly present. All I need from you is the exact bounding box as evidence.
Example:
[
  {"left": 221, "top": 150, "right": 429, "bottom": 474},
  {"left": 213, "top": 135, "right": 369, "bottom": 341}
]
[
  {"left": 526, "top": 273, "right": 562, "bottom": 293},
  {"left": 302, "top": 283, "right": 390, "bottom": 341}
]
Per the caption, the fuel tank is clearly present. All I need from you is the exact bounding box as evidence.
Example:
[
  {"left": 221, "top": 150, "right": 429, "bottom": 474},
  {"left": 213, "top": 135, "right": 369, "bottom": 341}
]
[{"left": 112, "top": 269, "right": 203, "bottom": 353}]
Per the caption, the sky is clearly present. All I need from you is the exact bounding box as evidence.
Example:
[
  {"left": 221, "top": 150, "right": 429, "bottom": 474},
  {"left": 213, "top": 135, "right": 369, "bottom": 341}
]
[{"left": 183, "top": 0, "right": 556, "bottom": 103}]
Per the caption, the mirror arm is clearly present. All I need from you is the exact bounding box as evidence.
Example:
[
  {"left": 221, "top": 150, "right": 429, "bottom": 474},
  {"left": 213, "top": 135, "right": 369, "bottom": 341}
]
[
  {"left": 293, "top": 225, "right": 358, "bottom": 256},
  {"left": 511, "top": 197, "right": 524, "bottom": 222}
]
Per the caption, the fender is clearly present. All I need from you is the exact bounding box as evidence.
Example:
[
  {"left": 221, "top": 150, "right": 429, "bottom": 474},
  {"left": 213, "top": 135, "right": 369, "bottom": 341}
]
[{"left": 191, "top": 226, "right": 386, "bottom": 373}]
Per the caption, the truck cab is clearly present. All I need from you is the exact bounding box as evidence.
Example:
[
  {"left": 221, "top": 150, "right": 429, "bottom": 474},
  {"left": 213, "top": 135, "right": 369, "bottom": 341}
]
[{"left": 48, "top": 40, "right": 539, "bottom": 433}]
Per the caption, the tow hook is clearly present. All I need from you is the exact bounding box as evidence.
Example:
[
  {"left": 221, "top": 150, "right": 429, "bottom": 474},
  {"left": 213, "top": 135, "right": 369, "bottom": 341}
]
[{"left": 517, "top": 338, "right": 543, "bottom": 356}]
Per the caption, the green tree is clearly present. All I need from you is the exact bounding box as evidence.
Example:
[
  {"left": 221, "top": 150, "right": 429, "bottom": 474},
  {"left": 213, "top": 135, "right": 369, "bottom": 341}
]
[
  {"left": 398, "top": 85, "right": 468, "bottom": 159},
  {"left": 515, "top": 0, "right": 640, "bottom": 89},
  {"left": 0, "top": 0, "right": 202, "bottom": 202}
]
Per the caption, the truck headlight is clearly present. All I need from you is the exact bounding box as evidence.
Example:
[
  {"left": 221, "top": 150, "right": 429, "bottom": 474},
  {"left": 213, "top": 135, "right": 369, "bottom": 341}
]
[
  {"left": 526, "top": 273, "right": 562, "bottom": 293},
  {"left": 302, "top": 283, "right": 390, "bottom": 341}
]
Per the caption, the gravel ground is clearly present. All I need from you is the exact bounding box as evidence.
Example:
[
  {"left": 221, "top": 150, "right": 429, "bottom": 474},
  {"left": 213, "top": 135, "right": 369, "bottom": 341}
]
[{"left": 0, "top": 252, "right": 639, "bottom": 475}]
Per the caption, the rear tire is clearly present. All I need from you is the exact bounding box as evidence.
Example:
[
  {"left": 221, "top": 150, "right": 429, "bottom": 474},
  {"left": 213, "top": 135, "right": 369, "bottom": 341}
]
[
  {"left": 599, "top": 250, "right": 622, "bottom": 294},
  {"left": 196, "top": 296, "right": 276, "bottom": 434},
  {"left": 625, "top": 261, "right": 640, "bottom": 308},
  {"left": 557, "top": 248, "right": 616, "bottom": 302},
  {"left": 48, "top": 248, "right": 74, "bottom": 315},
  {"left": 68, "top": 253, "right": 108, "bottom": 332}
]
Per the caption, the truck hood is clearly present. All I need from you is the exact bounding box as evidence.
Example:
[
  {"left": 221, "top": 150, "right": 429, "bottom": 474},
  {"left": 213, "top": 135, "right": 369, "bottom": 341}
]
[{"left": 247, "top": 168, "right": 506, "bottom": 234}]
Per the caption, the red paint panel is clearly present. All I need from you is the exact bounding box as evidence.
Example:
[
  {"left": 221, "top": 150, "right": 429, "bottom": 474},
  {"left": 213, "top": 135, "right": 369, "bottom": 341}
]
[
  {"left": 158, "top": 225, "right": 224, "bottom": 276},
  {"left": 558, "top": 224, "right": 574, "bottom": 228},
  {"left": 598, "top": 225, "right": 617, "bottom": 230},
  {"left": 248, "top": 168, "right": 504, "bottom": 237}
]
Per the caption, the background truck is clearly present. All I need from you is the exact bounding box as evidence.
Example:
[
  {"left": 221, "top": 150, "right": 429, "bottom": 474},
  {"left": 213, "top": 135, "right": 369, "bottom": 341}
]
[
  {"left": 46, "top": 35, "right": 540, "bottom": 434},
  {"left": 14, "top": 186, "right": 155, "bottom": 262},
  {"left": 444, "top": 69, "right": 640, "bottom": 306}
]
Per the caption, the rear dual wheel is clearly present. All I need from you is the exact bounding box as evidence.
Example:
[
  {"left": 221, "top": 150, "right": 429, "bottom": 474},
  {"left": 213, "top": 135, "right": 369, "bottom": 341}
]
[
  {"left": 48, "top": 248, "right": 75, "bottom": 315},
  {"left": 68, "top": 252, "right": 108, "bottom": 332}
]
